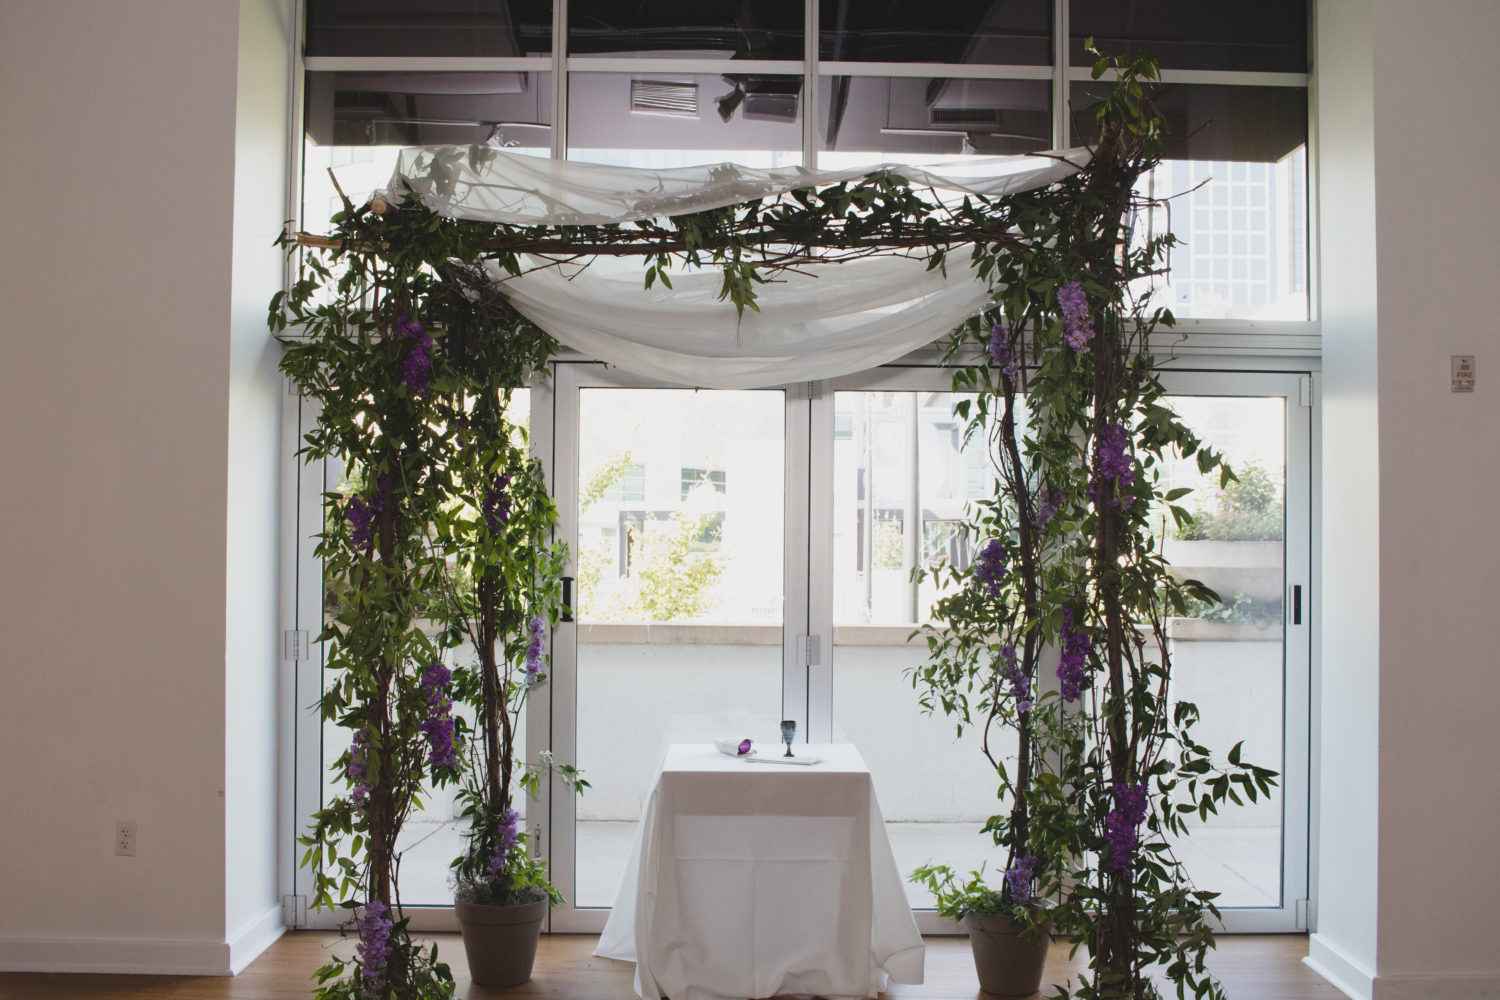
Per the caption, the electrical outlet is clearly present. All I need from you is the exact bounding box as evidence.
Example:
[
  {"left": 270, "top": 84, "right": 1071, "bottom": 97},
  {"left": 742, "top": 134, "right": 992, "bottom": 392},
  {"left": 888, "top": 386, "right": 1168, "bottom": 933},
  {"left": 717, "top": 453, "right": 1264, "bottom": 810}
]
[{"left": 115, "top": 820, "right": 137, "bottom": 857}]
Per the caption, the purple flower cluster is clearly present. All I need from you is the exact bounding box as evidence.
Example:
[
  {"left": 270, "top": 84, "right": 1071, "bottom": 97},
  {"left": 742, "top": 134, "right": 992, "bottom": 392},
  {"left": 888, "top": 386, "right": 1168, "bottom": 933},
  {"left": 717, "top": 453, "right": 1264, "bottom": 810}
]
[
  {"left": 988, "top": 324, "right": 1021, "bottom": 376},
  {"left": 1057, "top": 605, "right": 1093, "bottom": 702},
  {"left": 347, "top": 476, "right": 391, "bottom": 550},
  {"left": 348, "top": 728, "right": 372, "bottom": 810},
  {"left": 1033, "top": 486, "right": 1064, "bottom": 531},
  {"left": 395, "top": 315, "right": 432, "bottom": 396},
  {"left": 1000, "top": 643, "right": 1031, "bottom": 715},
  {"left": 1005, "top": 855, "right": 1039, "bottom": 905},
  {"left": 1104, "top": 782, "right": 1150, "bottom": 875},
  {"left": 1057, "top": 281, "right": 1095, "bottom": 352},
  {"left": 418, "top": 662, "right": 457, "bottom": 770},
  {"left": 524, "top": 616, "right": 545, "bottom": 683},
  {"left": 1096, "top": 424, "right": 1135, "bottom": 488},
  {"left": 974, "top": 539, "right": 1007, "bottom": 598},
  {"left": 356, "top": 900, "right": 393, "bottom": 1000},
  {"left": 482, "top": 473, "right": 512, "bottom": 534},
  {"left": 487, "top": 807, "right": 521, "bottom": 877}
]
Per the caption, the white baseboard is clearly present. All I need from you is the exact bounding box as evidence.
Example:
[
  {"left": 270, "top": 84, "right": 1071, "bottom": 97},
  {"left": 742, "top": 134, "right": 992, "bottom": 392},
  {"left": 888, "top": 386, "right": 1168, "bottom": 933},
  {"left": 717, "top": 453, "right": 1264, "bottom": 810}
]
[
  {"left": 0, "top": 936, "right": 233, "bottom": 975},
  {"left": 227, "top": 903, "right": 286, "bottom": 975},
  {"left": 1305, "top": 934, "right": 1375, "bottom": 1000},
  {"left": 1373, "top": 972, "right": 1500, "bottom": 1000}
]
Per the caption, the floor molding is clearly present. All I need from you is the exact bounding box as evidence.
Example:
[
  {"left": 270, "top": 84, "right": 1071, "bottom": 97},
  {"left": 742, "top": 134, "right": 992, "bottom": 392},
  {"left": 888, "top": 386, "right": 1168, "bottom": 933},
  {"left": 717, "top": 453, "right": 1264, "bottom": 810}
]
[
  {"left": 1305, "top": 934, "right": 1375, "bottom": 1000},
  {"left": 1373, "top": 971, "right": 1500, "bottom": 1000},
  {"left": 0, "top": 935, "right": 232, "bottom": 975},
  {"left": 227, "top": 904, "right": 286, "bottom": 975}
]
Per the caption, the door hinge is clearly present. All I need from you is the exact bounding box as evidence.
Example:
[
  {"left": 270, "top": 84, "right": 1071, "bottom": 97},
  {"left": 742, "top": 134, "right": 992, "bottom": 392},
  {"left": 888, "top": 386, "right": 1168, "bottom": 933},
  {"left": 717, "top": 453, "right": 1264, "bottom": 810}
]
[
  {"left": 283, "top": 629, "right": 310, "bottom": 661},
  {"left": 282, "top": 894, "right": 308, "bottom": 929},
  {"left": 1295, "top": 897, "right": 1313, "bottom": 931},
  {"left": 1298, "top": 375, "right": 1315, "bottom": 408},
  {"left": 798, "top": 635, "right": 822, "bottom": 667}
]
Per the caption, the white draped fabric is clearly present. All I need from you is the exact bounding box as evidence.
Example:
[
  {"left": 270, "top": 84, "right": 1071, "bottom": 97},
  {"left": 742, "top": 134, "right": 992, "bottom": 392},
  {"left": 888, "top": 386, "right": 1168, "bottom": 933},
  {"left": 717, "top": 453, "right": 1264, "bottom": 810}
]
[
  {"left": 378, "top": 146, "right": 1089, "bottom": 388},
  {"left": 488, "top": 253, "right": 993, "bottom": 389},
  {"left": 383, "top": 145, "right": 1090, "bottom": 226}
]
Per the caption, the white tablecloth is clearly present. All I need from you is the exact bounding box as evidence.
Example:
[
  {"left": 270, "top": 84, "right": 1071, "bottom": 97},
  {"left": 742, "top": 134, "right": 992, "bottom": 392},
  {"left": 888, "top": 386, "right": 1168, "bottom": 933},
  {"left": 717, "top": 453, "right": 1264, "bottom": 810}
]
[{"left": 595, "top": 743, "right": 924, "bottom": 1000}]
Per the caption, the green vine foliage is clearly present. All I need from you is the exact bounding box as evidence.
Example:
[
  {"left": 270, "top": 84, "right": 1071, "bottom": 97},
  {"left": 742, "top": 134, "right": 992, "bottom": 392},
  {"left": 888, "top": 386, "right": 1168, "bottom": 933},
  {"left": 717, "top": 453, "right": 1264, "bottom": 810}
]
[
  {"left": 912, "top": 51, "right": 1279, "bottom": 1000},
  {"left": 273, "top": 199, "right": 558, "bottom": 999},
  {"left": 271, "top": 47, "right": 1277, "bottom": 1000}
]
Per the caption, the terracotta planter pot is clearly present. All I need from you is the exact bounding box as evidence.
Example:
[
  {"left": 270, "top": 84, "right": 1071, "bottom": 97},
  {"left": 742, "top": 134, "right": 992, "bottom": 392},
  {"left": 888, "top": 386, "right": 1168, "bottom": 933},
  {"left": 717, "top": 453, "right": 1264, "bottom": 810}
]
[
  {"left": 962, "top": 910, "right": 1051, "bottom": 996},
  {"left": 455, "top": 897, "right": 547, "bottom": 987}
]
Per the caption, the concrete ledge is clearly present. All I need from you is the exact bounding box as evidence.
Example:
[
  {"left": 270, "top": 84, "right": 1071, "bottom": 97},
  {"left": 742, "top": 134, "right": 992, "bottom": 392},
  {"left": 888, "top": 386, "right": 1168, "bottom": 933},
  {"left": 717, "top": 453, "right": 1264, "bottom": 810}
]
[
  {"left": 834, "top": 625, "right": 927, "bottom": 647},
  {"left": 1167, "top": 618, "right": 1283, "bottom": 642},
  {"left": 579, "top": 623, "right": 781, "bottom": 645}
]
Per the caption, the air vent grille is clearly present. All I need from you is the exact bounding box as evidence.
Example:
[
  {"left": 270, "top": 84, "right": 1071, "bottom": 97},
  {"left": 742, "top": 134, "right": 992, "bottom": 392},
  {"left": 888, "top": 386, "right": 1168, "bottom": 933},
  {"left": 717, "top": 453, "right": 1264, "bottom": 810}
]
[
  {"left": 931, "top": 107, "right": 1000, "bottom": 126},
  {"left": 631, "top": 80, "right": 699, "bottom": 117}
]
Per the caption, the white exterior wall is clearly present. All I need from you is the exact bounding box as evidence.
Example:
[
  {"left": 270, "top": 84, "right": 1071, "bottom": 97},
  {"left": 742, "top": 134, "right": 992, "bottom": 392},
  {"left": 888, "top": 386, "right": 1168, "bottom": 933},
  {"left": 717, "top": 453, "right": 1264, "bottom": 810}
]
[{"left": 0, "top": 0, "right": 288, "bottom": 974}]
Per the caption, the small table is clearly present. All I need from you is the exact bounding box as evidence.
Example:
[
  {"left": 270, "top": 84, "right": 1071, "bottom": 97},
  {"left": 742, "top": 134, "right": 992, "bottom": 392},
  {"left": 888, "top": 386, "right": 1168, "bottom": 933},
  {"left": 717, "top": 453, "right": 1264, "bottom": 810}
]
[{"left": 595, "top": 743, "right": 924, "bottom": 1000}]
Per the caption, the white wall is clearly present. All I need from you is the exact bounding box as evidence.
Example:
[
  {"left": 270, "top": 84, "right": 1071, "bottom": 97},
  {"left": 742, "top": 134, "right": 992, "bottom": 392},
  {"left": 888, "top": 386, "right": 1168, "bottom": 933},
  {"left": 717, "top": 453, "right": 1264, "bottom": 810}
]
[
  {"left": 1308, "top": 1, "right": 1383, "bottom": 994},
  {"left": 1313, "top": 3, "right": 1500, "bottom": 998},
  {"left": 1367, "top": 2, "right": 1500, "bottom": 997},
  {"left": 225, "top": 0, "right": 294, "bottom": 973},
  {"left": 0, "top": 0, "right": 288, "bottom": 975}
]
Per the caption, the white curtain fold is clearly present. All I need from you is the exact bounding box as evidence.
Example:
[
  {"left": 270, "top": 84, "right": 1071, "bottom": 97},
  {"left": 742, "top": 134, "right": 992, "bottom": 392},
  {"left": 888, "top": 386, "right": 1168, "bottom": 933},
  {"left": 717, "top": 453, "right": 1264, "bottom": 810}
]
[
  {"left": 490, "top": 253, "right": 994, "bottom": 389},
  {"left": 375, "top": 146, "right": 1088, "bottom": 387},
  {"left": 383, "top": 145, "right": 1089, "bottom": 227}
]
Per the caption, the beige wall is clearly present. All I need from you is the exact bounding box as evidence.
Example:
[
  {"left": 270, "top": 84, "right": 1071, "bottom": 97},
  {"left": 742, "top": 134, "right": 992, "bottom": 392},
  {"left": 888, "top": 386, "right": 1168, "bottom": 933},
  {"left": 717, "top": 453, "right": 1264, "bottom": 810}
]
[
  {"left": 1314, "top": 2, "right": 1500, "bottom": 998},
  {"left": 0, "top": 0, "right": 288, "bottom": 974}
]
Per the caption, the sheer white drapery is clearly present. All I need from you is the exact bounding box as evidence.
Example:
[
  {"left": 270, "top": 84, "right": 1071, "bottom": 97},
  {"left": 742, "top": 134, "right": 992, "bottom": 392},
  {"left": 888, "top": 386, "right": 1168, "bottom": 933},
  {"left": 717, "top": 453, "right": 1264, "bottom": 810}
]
[
  {"left": 383, "top": 145, "right": 1089, "bottom": 226},
  {"left": 488, "top": 253, "right": 993, "bottom": 389},
  {"left": 378, "top": 147, "right": 1088, "bottom": 388}
]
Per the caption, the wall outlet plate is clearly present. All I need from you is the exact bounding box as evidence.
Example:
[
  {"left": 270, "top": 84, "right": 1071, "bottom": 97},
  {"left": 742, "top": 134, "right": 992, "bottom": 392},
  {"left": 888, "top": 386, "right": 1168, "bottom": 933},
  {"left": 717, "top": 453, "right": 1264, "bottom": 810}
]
[{"left": 115, "top": 820, "right": 137, "bottom": 856}]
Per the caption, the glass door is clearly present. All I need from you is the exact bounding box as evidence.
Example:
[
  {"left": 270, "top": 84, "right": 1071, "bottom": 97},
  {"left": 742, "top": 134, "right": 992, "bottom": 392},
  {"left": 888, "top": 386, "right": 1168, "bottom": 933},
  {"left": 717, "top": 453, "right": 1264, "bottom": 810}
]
[
  {"left": 547, "top": 364, "right": 795, "bottom": 931},
  {"left": 1153, "top": 370, "right": 1312, "bottom": 933},
  {"left": 813, "top": 366, "right": 1311, "bottom": 934}
]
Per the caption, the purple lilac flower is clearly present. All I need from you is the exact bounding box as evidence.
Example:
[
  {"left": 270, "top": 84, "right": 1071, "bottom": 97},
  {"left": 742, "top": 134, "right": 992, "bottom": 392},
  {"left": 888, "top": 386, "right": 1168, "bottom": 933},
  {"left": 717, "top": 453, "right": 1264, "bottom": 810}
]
[
  {"left": 487, "top": 808, "right": 522, "bottom": 877},
  {"left": 418, "top": 662, "right": 457, "bottom": 770},
  {"left": 1056, "top": 605, "right": 1093, "bottom": 702},
  {"left": 1000, "top": 644, "right": 1032, "bottom": 716},
  {"left": 524, "top": 616, "right": 545, "bottom": 683},
  {"left": 1096, "top": 424, "right": 1135, "bottom": 487},
  {"left": 348, "top": 476, "right": 391, "bottom": 550},
  {"left": 356, "top": 900, "right": 394, "bottom": 1000},
  {"left": 1005, "top": 855, "right": 1039, "bottom": 905},
  {"left": 395, "top": 315, "right": 433, "bottom": 396},
  {"left": 348, "top": 496, "right": 374, "bottom": 549},
  {"left": 349, "top": 728, "right": 372, "bottom": 810},
  {"left": 988, "top": 324, "right": 1021, "bottom": 376},
  {"left": 1057, "top": 281, "right": 1095, "bottom": 352},
  {"left": 974, "top": 539, "right": 1007, "bottom": 598},
  {"left": 1033, "top": 486, "right": 1064, "bottom": 531},
  {"left": 1104, "top": 782, "right": 1150, "bottom": 875},
  {"left": 482, "top": 474, "right": 512, "bottom": 534}
]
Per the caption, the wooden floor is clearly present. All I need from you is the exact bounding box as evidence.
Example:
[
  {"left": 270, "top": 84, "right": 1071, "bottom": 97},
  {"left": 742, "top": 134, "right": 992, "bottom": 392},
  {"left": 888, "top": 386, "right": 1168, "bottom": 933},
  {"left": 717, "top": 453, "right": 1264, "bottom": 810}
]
[{"left": 0, "top": 932, "right": 1346, "bottom": 1000}]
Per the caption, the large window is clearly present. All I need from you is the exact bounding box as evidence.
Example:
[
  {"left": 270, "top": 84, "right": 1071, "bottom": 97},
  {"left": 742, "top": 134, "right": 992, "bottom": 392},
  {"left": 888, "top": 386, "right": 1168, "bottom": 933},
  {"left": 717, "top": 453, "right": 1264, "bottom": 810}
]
[
  {"left": 288, "top": 1, "right": 1316, "bottom": 934},
  {"left": 299, "top": 0, "right": 1310, "bottom": 322}
]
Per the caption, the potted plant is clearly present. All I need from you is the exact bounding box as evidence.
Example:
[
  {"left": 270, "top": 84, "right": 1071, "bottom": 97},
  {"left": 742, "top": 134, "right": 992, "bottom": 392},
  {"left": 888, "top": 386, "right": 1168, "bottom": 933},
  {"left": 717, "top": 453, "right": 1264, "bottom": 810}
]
[
  {"left": 432, "top": 283, "right": 584, "bottom": 987},
  {"left": 911, "top": 863, "right": 1052, "bottom": 996},
  {"left": 911, "top": 312, "right": 1075, "bottom": 997},
  {"left": 914, "top": 50, "right": 1280, "bottom": 999},
  {"left": 274, "top": 196, "right": 562, "bottom": 998}
]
